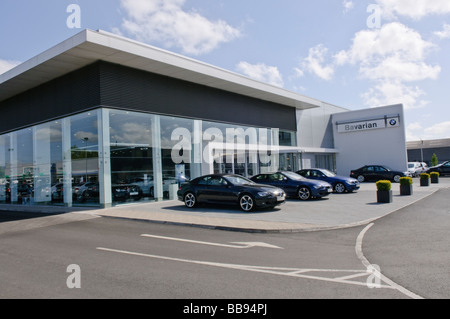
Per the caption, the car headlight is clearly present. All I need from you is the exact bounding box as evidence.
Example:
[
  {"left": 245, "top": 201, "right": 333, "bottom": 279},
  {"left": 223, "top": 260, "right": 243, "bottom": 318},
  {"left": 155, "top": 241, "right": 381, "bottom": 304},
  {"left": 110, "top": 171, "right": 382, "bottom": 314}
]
[{"left": 257, "top": 191, "right": 270, "bottom": 197}]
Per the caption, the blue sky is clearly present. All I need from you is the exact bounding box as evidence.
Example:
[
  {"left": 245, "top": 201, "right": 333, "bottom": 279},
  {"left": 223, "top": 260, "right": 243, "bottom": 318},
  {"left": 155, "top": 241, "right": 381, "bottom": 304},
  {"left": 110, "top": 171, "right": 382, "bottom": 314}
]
[{"left": 1, "top": 0, "right": 450, "bottom": 141}]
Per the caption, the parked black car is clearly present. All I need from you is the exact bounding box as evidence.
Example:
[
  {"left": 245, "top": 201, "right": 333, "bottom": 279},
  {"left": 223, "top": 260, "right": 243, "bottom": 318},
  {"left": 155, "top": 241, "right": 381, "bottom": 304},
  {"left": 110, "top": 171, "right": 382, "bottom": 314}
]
[
  {"left": 112, "top": 184, "right": 143, "bottom": 202},
  {"left": 350, "top": 165, "right": 407, "bottom": 183},
  {"left": 250, "top": 171, "right": 332, "bottom": 200},
  {"left": 77, "top": 182, "right": 143, "bottom": 202},
  {"left": 177, "top": 174, "right": 286, "bottom": 212},
  {"left": 427, "top": 161, "right": 450, "bottom": 176},
  {"left": 51, "top": 183, "right": 64, "bottom": 202},
  {"left": 76, "top": 182, "right": 99, "bottom": 202}
]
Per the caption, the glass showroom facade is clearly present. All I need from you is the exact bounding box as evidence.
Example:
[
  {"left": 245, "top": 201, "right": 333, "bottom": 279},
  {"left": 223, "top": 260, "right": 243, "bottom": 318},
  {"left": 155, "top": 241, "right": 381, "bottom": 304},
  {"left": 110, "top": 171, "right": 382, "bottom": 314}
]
[{"left": 0, "top": 108, "right": 295, "bottom": 207}]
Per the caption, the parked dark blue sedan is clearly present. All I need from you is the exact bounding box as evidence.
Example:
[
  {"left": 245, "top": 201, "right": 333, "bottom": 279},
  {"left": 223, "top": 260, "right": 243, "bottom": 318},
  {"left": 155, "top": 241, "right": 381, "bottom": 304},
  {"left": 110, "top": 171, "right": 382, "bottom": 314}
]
[
  {"left": 250, "top": 171, "right": 332, "bottom": 200},
  {"left": 296, "top": 169, "right": 360, "bottom": 193}
]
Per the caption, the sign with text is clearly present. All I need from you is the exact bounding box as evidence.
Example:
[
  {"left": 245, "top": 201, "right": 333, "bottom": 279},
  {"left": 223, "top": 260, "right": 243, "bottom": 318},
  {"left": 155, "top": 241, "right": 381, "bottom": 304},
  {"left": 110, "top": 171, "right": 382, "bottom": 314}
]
[{"left": 337, "top": 116, "right": 400, "bottom": 133}]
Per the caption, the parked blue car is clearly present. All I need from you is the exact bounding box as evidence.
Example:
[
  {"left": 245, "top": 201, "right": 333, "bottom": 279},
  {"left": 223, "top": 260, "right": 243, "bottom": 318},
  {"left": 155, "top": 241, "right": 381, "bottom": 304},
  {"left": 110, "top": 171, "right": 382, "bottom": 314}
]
[
  {"left": 250, "top": 171, "right": 332, "bottom": 200},
  {"left": 296, "top": 168, "right": 360, "bottom": 193}
]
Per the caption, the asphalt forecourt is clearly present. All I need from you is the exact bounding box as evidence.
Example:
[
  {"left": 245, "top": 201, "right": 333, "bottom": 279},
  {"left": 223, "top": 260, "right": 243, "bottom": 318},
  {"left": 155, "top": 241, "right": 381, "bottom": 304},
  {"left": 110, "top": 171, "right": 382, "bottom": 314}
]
[{"left": 96, "top": 178, "right": 450, "bottom": 233}]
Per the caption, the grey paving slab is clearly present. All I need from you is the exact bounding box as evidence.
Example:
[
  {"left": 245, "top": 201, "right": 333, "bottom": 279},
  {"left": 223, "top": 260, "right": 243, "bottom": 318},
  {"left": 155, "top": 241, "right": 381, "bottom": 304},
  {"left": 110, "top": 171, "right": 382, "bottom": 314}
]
[
  {"left": 1, "top": 178, "right": 448, "bottom": 233},
  {"left": 95, "top": 178, "right": 450, "bottom": 232}
]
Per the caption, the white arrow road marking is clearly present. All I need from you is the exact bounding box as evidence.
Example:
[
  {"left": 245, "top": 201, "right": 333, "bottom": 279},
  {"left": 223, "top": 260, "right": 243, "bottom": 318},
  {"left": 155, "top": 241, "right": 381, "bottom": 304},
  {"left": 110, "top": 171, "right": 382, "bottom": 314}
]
[
  {"left": 96, "top": 247, "right": 393, "bottom": 289},
  {"left": 140, "top": 234, "right": 283, "bottom": 250}
]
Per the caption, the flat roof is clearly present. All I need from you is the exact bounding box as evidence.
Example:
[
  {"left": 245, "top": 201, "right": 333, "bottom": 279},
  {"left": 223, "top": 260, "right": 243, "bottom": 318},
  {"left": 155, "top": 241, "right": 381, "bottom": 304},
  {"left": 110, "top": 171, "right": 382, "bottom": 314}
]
[
  {"left": 407, "top": 138, "right": 450, "bottom": 149},
  {"left": 0, "top": 29, "right": 323, "bottom": 110}
]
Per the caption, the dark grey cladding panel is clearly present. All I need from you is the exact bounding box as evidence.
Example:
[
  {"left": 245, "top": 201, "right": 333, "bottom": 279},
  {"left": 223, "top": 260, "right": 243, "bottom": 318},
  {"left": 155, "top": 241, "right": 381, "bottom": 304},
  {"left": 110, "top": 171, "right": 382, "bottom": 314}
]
[
  {"left": 0, "top": 61, "right": 297, "bottom": 134},
  {"left": 98, "top": 61, "right": 297, "bottom": 131},
  {"left": 0, "top": 63, "right": 101, "bottom": 134}
]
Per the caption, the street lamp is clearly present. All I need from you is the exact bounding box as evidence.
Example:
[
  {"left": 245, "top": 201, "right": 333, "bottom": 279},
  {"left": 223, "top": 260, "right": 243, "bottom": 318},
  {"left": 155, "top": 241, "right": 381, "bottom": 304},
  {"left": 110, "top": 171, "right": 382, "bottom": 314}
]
[{"left": 420, "top": 139, "right": 424, "bottom": 163}]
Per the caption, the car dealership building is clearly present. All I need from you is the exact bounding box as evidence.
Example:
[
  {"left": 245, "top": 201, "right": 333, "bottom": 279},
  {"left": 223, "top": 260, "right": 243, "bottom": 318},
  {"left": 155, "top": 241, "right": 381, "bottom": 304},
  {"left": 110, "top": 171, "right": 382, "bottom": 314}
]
[{"left": 0, "top": 29, "right": 408, "bottom": 208}]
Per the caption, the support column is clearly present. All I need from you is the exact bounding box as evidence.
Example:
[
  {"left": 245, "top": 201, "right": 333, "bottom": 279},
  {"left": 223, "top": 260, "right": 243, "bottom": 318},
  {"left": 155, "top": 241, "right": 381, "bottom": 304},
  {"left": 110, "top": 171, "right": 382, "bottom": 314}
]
[
  {"left": 191, "top": 120, "right": 203, "bottom": 179},
  {"left": 152, "top": 115, "right": 163, "bottom": 201},
  {"left": 271, "top": 128, "right": 280, "bottom": 172},
  {"left": 33, "top": 125, "right": 51, "bottom": 204},
  {"left": 9, "top": 133, "right": 18, "bottom": 203},
  {"left": 98, "top": 109, "right": 112, "bottom": 207},
  {"left": 0, "top": 137, "right": 6, "bottom": 202},
  {"left": 62, "top": 118, "right": 73, "bottom": 207}
]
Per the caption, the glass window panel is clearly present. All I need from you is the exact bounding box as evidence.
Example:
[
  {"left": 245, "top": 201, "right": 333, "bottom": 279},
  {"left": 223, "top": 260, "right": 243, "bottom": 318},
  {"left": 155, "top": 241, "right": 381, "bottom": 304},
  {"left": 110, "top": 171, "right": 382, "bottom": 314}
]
[
  {"left": 71, "top": 111, "right": 99, "bottom": 205},
  {"left": 0, "top": 135, "right": 6, "bottom": 202},
  {"left": 109, "top": 110, "right": 153, "bottom": 203},
  {"left": 160, "top": 116, "right": 193, "bottom": 199},
  {"left": 49, "top": 121, "right": 64, "bottom": 204},
  {"left": 32, "top": 121, "right": 64, "bottom": 205},
  {"left": 16, "top": 128, "right": 33, "bottom": 204},
  {"left": 3, "top": 134, "right": 15, "bottom": 203},
  {"left": 279, "top": 130, "right": 297, "bottom": 147}
]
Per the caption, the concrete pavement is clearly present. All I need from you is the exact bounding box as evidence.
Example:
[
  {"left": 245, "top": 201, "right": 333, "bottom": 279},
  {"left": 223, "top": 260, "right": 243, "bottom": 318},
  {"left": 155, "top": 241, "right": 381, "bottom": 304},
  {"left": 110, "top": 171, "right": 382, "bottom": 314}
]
[{"left": 1, "top": 178, "right": 448, "bottom": 233}]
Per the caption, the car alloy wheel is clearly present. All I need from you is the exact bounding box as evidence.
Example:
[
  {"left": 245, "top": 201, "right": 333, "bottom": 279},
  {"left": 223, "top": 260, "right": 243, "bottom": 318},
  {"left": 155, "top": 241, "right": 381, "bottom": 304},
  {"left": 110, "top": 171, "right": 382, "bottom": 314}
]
[
  {"left": 298, "top": 187, "right": 311, "bottom": 200},
  {"left": 239, "top": 194, "right": 254, "bottom": 212},
  {"left": 334, "top": 183, "right": 346, "bottom": 194},
  {"left": 393, "top": 175, "right": 401, "bottom": 183},
  {"left": 150, "top": 187, "right": 154, "bottom": 198},
  {"left": 184, "top": 192, "right": 196, "bottom": 208},
  {"left": 357, "top": 175, "right": 365, "bottom": 183}
]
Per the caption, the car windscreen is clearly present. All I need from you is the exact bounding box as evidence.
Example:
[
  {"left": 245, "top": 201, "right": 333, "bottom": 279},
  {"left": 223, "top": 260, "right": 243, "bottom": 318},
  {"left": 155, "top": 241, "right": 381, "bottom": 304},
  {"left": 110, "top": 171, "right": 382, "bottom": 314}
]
[
  {"left": 319, "top": 169, "right": 336, "bottom": 177},
  {"left": 225, "top": 176, "right": 256, "bottom": 185},
  {"left": 282, "top": 171, "right": 305, "bottom": 181}
]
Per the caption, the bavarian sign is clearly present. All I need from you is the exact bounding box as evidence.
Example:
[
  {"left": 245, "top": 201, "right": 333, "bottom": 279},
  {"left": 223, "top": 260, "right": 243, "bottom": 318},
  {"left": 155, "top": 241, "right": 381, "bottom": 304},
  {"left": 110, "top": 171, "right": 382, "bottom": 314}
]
[{"left": 337, "top": 116, "right": 400, "bottom": 133}]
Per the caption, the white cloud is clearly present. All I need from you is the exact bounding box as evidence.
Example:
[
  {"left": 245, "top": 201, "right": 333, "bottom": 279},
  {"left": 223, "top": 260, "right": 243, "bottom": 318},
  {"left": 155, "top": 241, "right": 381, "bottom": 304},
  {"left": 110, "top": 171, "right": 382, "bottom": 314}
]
[
  {"left": 116, "top": 0, "right": 241, "bottom": 55},
  {"left": 360, "top": 57, "right": 440, "bottom": 82},
  {"left": 376, "top": 0, "right": 450, "bottom": 20},
  {"left": 0, "top": 59, "right": 20, "bottom": 75},
  {"left": 434, "top": 23, "right": 450, "bottom": 39},
  {"left": 406, "top": 122, "right": 423, "bottom": 141},
  {"left": 293, "top": 67, "right": 305, "bottom": 78},
  {"left": 335, "top": 23, "right": 436, "bottom": 67},
  {"left": 299, "top": 44, "right": 335, "bottom": 81},
  {"left": 343, "top": 0, "right": 354, "bottom": 13},
  {"left": 406, "top": 121, "right": 450, "bottom": 141},
  {"left": 335, "top": 22, "right": 440, "bottom": 110},
  {"left": 361, "top": 80, "right": 429, "bottom": 110},
  {"left": 236, "top": 62, "right": 284, "bottom": 87},
  {"left": 424, "top": 121, "right": 450, "bottom": 137}
]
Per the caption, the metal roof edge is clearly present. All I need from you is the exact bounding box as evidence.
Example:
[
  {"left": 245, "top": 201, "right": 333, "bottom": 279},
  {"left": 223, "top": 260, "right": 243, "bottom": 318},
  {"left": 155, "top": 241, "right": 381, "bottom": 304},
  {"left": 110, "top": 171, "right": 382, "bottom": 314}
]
[{"left": 0, "top": 29, "right": 324, "bottom": 110}]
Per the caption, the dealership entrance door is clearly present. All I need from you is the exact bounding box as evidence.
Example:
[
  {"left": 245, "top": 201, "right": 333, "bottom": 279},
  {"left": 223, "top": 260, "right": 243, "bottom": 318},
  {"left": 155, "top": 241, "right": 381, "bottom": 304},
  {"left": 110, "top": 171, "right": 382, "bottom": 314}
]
[
  {"left": 213, "top": 151, "right": 282, "bottom": 178},
  {"left": 279, "top": 153, "right": 302, "bottom": 172}
]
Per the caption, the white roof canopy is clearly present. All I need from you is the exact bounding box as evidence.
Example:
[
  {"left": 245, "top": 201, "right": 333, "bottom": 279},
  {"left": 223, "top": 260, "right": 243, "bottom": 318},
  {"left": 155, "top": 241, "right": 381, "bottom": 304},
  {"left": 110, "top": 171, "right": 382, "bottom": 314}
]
[{"left": 0, "top": 29, "right": 322, "bottom": 110}]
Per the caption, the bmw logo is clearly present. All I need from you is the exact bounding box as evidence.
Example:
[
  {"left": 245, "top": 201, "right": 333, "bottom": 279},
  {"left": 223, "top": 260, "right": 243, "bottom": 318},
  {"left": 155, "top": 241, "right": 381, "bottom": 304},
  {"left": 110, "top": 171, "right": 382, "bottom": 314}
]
[{"left": 389, "top": 119, "right": 397, "bottom": 126}]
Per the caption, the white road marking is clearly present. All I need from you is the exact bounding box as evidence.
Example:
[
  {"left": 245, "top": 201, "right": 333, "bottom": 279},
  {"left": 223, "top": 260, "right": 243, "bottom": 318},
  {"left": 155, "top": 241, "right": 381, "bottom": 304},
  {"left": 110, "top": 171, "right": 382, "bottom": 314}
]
[
  {"left": 96, "top": 247, "right": 393, "bottom": 288},
  {"left": 355, "top": 223, "right": 424, "bottom": 299},
  {"left": 141, "top": 234, "right": 283, "bottom": 249},
  {"left": 95, "top": 223, "right": 429, "bottom": 295}
]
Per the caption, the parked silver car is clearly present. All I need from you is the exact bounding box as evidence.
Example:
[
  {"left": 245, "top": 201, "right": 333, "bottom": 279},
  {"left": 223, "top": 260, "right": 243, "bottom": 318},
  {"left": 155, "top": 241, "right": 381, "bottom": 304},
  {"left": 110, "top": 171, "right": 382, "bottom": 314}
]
[{"left": 408, "top": 162, "right": 428, "bottom": 177}]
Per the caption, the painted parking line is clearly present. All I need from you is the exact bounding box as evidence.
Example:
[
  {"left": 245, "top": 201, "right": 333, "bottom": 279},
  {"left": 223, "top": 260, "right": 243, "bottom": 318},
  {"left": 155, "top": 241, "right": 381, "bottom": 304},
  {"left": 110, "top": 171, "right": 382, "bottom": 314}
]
[
  {"left": 141, "top": 233, "right": 283, "bottom": 249},
  {"left": 96, "top": 246, "right": 393, "bottom": 289},
  {"left": 355, "top": 223, "right": 424, "bottom": 299}
]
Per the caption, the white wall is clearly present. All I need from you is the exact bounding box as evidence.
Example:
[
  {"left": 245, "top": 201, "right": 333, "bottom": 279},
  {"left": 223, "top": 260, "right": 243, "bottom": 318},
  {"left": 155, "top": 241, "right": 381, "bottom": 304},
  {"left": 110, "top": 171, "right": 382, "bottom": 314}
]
[
  {"left": 297, "top": 102, "right": 347, "bottom": 150},
  {"left": 332, "top": 104, "right": 408, "bottom": 176}
]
